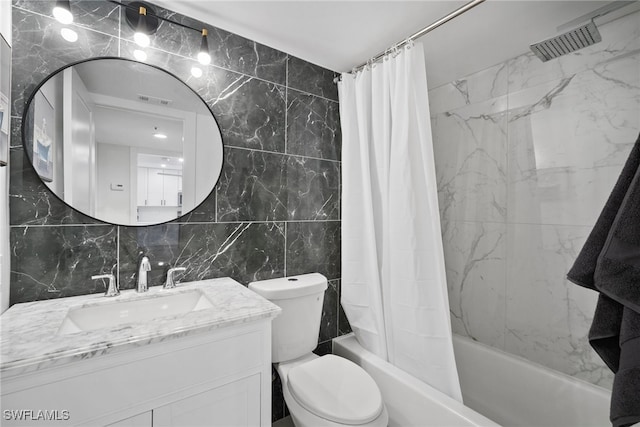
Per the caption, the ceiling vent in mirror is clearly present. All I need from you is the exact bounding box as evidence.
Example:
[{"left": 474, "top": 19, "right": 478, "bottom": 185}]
[{"left": 137, "top": 94, "right": 172, "bottom": 106}]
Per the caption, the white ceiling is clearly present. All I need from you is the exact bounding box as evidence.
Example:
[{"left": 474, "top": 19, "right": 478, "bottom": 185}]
[
  {"left": 92, "top": 105, "right": 184, "bottom": 153},
  {"left": 154, "top": 0, "right": 630, "bottom": 88}
]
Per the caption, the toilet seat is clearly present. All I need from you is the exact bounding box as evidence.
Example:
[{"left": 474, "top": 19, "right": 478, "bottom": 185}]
[{"left": 287, "top": 355, "right": 384, "bottom": 425}]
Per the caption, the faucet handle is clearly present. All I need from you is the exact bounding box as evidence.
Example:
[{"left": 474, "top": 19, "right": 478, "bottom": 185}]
[
  {"left": 164, "top": 267, "right": 186, "bottom": 289},
  {"left": 91, "top": 274, "right": 120, "bottom": 297},
  {"left": 140, "top": 256, "right": 151, "bottom": 272}
]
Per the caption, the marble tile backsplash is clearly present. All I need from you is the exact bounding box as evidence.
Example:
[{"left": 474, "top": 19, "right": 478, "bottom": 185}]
[
  {"left": 430, "top": 10, "right": 640, "bottom": 390},
  {"left": 8, "top": 1, "right": 344, "bottom": 422}
]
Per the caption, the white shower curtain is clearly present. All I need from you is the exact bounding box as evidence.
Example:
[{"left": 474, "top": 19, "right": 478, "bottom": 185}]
[{"left": 338, "top": 42, "right": 462, "bottom": 402}]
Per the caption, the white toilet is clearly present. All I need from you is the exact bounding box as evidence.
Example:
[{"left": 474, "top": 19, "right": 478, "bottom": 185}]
[{"left": 249, "top": 273, "right": 389, "bottom": 427}]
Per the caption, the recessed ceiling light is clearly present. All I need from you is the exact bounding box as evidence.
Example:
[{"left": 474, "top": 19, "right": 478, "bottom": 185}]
[
  {"left": 178, "top": 158, "right": 184, "bottom": 162},
  {"left": 153, "top": 133, "right": 167, "bottom": 139},
  {"left": 161, "top": 164, "right": 167, "bottom": 168}
]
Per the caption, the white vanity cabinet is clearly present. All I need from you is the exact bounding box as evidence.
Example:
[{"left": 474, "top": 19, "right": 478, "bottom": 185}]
[
  {"left": 0, "top": 278, "right": 279, "bottom": 427},
  {"left": 1, "top": 314, "right": 273, "bottom": 426}
]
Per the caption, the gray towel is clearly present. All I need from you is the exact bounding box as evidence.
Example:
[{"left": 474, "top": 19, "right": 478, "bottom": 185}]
[{"left": 568, "top": 133, "right": 640, "bottom": 427}]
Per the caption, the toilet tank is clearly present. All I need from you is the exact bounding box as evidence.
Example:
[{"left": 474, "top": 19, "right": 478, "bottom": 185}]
[{"left": 249, "top": 273, "right": 327, "bottom": 363}]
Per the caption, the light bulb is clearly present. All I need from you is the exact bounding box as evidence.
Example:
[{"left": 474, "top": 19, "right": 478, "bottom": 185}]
[
  {"left": 197, "top": 51, "right": 211, "bottom": 66},
  {"left": 60, "top": 28, "right": 78, "bottom": 42},
  {"left": 133, "top": 49, "right": 147, "bottom": 62},
  {"left": 53, "top": 1, "right": 73, "bottom": 24},
  {"left": 134, "top": 32, "right": 150, "bottom": 48},
  {"left": 191, "top": 66, "right": 203, "bottom": 78}
]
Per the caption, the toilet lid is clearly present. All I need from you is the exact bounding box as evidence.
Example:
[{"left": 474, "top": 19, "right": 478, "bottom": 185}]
[{"left": 287, "top": 355, "right": 383, "bottom": 425}]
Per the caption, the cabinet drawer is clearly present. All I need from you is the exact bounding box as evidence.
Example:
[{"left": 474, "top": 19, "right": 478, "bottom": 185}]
[{"left": 154, "top": 374, "right": 261, "bottom": 427}]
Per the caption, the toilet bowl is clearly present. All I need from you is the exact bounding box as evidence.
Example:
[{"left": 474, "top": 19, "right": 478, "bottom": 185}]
[
  {"left": 248, "top": 273, "right": 389, "bottom": 427},
  {"left": 277, "top": 353, "right": 388, "bottom": 427}
]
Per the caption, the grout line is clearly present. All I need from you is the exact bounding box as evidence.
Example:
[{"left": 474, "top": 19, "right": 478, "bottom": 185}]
[
  {"left": 283, "top": 222, "right": 287, "bottom": 276},
  {"left": 9, "top": 219, "right": 340, "bottom": 228},
  {"left": 287, "top": 86, "right": 339, "bottom": 103},
  {"left": 225, "top": 145, "right": 341, "bottom": 164},
  {"left": 9, "top": 223, "right": 111, "bottom": 228},
  {"left": 442, "top": 219, "right": 597, "bottom": 228},
  {"left": 116, "top": 226, "right": 120, "bottom": 281},
  {"left": 284, "top": 55, "right": 289, "bottom": 155},
  {"left": 117, "top": 3, "right": 121, "bottom": 57},
  {"left": 503, "top": 58, "right": 510, "bottom": 352}
]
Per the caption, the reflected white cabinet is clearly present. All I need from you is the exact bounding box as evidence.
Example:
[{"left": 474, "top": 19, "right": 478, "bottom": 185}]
[
  {"left": 1, "top": 321, "right": 272, "bottom": 426},
  {"left": 138, "top": 167, "right": 182, "bottom": 207},
  {"left": 136, "top": 168, "right": 148, "bottom": 206}
]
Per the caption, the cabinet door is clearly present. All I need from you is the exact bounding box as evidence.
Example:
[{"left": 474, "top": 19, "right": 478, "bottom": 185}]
[
  {"left": 153, "top": 375, "right": 260, "bottom": 427},
  {"left": 107, "top": 411, "right": 152, "bottom": 426},
  {"left": 137, "top": 167, "right": 148, "bottom": 206},
  {"left": 162, "top": 173, "right": 180, "bottom": 206},
  {"left": 146, "top": 168, "right": 164, "bottom": 206}
]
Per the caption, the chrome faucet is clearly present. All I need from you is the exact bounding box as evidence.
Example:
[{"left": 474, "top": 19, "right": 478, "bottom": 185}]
[
  {"left": 137, "top": 256, "right": 151, "bottom": 292},
  {"left": 91, "top": 274, "right": 120, "bottom": 297},
  {"left": 164, "top": 267, "right": 186, "bottom": 289}
]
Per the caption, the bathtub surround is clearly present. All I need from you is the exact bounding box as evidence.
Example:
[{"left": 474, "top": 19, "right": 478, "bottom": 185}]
[
  {"left": 339, "top": 42, "right": 462, "bottom": 402},
  {"left": 430, "top": 10, "right": 640, "bottom": 389},
  {"left": 8, "top": 0, "right": 344, "bottom": 422}
]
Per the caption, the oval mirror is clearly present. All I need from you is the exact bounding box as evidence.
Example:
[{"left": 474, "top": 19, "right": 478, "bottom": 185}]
[{"left": 22, "top": 58, "right": 223, "bottom": 226}]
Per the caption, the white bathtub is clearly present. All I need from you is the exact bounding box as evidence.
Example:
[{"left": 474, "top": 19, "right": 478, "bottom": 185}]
[
  {"left": 332, "top": 334, "right": 499, "bottom": 427},
  {"left": 333, "top": 333, "right": 612, "bottom": 427},
  {"left": 452, "top": 334, "right": 611, "bottom": 427}
]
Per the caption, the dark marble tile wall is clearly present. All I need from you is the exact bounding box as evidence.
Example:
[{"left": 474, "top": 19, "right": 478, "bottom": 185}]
[{"left": 9, "top": 0, "right": 349, "bottom": 422}]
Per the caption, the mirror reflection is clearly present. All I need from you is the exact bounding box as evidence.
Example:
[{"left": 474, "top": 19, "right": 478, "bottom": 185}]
[{"left": 23, "top": 58, "right": 223, "bottom": 226}]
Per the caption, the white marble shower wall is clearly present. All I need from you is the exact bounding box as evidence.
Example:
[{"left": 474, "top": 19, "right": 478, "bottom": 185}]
[{"left": 430, "top": 10, "right": 640, "bottom": 389}]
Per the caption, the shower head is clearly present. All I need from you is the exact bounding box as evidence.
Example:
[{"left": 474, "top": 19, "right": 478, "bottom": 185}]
[{"left": 529, "top": 20, "right": 602, "bottom": 62}]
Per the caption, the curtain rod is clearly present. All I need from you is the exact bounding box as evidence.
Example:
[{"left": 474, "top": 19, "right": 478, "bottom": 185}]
[{"left": 339, "top": 0, "right": 486, "bottom": 81}]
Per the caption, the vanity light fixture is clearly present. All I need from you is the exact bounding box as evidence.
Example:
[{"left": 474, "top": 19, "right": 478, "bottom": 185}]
[
  {"left": 112, "top": 0, "right": 212, "bottom": 66},
  {"left": 198, "top": 29, "right": 211, "bottom": 65},
  {"left": 53, "top": 0, "right": 73, "bottom": 25},
  {"left": 60, "top": 28, "right": 78, "bottom": 42}
]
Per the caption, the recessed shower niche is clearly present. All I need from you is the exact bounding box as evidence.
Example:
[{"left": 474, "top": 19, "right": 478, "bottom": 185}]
[{"left": 22, "top": 58, "right": 223, "bottom": 226}]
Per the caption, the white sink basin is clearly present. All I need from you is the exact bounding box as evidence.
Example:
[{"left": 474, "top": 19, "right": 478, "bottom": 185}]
[{"left": 57, "top": 290, "right": 213, "bottom": 335}]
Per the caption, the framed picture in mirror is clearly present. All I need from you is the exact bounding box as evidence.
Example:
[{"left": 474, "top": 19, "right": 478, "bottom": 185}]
[{"left": 31, "top": 90, "right": 55, "bottom": 182}]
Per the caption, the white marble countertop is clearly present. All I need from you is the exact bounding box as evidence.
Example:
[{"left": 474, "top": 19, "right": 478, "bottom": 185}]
[{"left": 0, "top": 278, "right": 280, "bottom": 378}]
